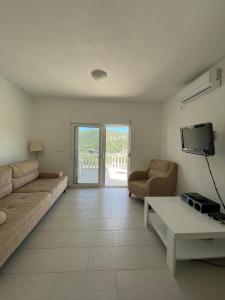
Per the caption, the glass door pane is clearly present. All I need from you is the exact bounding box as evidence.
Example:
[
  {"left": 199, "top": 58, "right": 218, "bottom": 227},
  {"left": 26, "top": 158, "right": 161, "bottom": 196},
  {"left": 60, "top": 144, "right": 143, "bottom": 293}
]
[
  {"left": 74, "top": 125, "right": 102, "bottom": 185},
  {"left": 105, "top": 125, "right": 129, "bottom": 186}
]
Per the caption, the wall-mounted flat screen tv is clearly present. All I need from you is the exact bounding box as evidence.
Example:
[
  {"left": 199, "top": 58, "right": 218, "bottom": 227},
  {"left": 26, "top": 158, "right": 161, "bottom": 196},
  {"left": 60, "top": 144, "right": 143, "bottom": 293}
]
[{"left": 180, "top": 122, "right": 215, "bottom": 156}]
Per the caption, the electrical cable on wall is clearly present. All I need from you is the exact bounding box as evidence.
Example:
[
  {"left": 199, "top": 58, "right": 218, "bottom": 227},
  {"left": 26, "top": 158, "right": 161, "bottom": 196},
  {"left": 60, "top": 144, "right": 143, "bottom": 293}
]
[{"left": 205, "top": 155, "right": 225, "bottom": 209}]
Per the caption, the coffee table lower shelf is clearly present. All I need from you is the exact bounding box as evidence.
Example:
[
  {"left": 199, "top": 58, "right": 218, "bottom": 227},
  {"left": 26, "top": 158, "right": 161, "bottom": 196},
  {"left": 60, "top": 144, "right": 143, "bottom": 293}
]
[{"left": 148, "top": 212, "right": 225, "bottom": 273}]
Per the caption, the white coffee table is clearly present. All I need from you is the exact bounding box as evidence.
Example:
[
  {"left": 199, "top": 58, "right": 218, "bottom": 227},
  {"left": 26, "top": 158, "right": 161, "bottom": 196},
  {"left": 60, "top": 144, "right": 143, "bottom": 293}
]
[{"left": 144, "top": 196, "right": 225, "bottom": 275}]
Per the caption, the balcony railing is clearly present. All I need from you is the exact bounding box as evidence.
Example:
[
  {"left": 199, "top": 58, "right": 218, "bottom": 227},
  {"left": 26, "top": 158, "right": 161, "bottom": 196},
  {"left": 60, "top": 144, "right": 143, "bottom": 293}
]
[{"left": 79, "top": 153, "right": 128, "bottom": 169}]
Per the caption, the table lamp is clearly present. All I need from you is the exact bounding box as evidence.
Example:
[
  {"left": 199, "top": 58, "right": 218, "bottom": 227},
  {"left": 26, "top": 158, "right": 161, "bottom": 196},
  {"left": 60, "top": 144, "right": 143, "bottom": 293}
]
[{"left": 29, "top": 140, "right": 44, "bottom": 159}]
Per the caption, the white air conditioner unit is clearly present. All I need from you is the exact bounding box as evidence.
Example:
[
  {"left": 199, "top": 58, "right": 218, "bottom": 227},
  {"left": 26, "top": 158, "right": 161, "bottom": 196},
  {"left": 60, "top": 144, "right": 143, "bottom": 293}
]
[{"left": 179, "top": 68, "right": 222, "bottom": 104}]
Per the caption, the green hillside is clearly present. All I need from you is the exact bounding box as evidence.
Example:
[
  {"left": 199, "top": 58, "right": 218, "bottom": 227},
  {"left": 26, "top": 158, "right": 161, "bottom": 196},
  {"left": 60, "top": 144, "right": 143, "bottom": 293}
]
[{"left": 79, "top": 129, "right": 128, "bottom": 154}]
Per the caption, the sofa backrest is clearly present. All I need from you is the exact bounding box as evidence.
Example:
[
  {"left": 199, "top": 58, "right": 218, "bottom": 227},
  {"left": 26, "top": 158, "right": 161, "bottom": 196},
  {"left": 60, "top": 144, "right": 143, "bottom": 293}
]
[
  {"left": 0, "top": 166, "right": 12, "bottom": 200},
  {"left": 9, "top": 160, "right": 39, "bottom": 190},
  {"left": 147, "top": 159, "right": 172, "bottom": 178}
]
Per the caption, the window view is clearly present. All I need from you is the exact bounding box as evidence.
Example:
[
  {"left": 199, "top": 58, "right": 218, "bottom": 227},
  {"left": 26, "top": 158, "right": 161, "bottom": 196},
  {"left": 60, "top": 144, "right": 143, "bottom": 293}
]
[
  {"left": 76, "top": 126, "right": 100, "bottom": 184},
  {"left": 74, "top": 124, "right": 129, "bottom": 186},
  {"left": 105, "top": 125, "right": 129, "bottom": 186}
]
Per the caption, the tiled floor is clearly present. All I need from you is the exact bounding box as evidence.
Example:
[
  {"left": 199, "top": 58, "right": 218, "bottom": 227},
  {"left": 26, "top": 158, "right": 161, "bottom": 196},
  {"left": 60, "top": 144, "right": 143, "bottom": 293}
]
[{"left": 0, "top": 188, "right": 225, "bottom": 299}]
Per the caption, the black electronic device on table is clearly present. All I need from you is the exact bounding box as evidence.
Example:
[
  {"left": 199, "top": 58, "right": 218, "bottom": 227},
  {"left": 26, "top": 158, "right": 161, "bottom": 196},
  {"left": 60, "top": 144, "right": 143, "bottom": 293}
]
[
  {"left": 180, "top": 192, "right": 220, "bottom": 214},
  {"left": 208, "top": 212, "right": 225, "bottom": 222}
]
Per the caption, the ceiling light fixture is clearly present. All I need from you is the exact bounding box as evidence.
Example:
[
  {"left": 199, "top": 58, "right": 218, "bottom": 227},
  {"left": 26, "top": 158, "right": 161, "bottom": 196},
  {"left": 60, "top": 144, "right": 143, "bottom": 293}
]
[{"left": 91, "top": 69, "right": 107, "bottom": 80}]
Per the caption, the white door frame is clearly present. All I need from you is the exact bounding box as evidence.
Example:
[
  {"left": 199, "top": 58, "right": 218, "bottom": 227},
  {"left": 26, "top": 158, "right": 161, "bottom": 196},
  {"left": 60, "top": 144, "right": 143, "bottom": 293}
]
[
  {"left": 70, "top": 122, "right": 130, "bottom": 188},
  {"left": 71, "top": 123, "right": 104, "bottom": 187}
]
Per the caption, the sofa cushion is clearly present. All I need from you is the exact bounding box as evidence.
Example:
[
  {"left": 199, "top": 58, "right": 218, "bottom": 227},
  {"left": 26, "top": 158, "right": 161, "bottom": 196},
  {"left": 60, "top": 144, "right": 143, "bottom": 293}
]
[
  {"left": 0, "top": 192, "right": 51, "bottom": 267},
  {"left": 128, "top": 179, "right": 148, "bottom": 198},
  {"left": 148, "top": 159, "right": 171, "bottom": 178},
  {"left": 12, "top": 170, "right": 39, "bottom": 190},
  {"left": 10, "top": 160, "right": 39, "bottom": 190},
  {"left": 0, "top": 166, "right": 12, "bottom": 200},
  {"left": 0, "top": 192, "right": 51, "bottom": 231},
  {"left": 0, "top": 192, "right": 50, "bottom": 210},
  {"left": 39, "top": 171, "right": 63, "bottom": 178},
  {"left": 0, "top": 192, "right": 51, "bottom": 232},
  {"left": 0, "top": 192, "right": 51, "bottom": 225},
  {"left": 10, "top": 160, "right": 39, "bottom": 178},
  {"left": 0, "top": 211, "right": 7, "bottom": 226},
  {"left": 14, "top": 175, "right": 68, "bottom": 201}
]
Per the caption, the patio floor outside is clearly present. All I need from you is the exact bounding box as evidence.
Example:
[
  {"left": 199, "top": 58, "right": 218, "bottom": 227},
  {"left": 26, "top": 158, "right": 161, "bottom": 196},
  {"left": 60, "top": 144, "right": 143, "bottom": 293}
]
[{"left": 78, "top": 167, "right": 128, "bottom": 186}]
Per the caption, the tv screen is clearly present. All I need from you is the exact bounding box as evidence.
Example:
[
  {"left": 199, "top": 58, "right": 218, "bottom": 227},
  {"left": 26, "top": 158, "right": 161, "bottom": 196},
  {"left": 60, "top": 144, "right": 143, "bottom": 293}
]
[{"left": 180, "top": 123, "right": 215, "bottom": 156}]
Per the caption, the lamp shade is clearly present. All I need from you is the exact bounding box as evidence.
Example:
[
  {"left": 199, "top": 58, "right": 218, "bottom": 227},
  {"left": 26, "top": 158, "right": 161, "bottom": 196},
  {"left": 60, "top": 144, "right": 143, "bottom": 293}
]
[{"left": 29, "top": 141, "right": 44, "bottom": 152}]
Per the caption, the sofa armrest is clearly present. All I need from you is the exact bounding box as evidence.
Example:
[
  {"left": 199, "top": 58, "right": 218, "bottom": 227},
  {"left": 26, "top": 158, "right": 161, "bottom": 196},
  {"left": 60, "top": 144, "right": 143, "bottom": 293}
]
[
  {"left": 128, "top": 170, "right": 148, "bottom": 182},
  {"left": 39, "top": 171, "right": 63, "bottom": 179}
]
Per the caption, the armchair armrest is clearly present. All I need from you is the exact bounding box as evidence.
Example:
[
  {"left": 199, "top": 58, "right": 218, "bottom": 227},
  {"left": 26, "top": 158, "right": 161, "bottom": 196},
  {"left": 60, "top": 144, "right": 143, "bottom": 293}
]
[
  {"left": 128, "top": 170, "right": 148, "bottom": 182},
  {"left": 39, "top": 171, "right": 63, "bottom": 179}
]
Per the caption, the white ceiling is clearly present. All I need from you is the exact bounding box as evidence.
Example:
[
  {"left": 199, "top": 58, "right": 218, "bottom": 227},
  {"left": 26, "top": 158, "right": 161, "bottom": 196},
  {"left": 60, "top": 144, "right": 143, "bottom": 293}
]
[{"left": 0, "top": 0, "right": 225, "bottom": 102}]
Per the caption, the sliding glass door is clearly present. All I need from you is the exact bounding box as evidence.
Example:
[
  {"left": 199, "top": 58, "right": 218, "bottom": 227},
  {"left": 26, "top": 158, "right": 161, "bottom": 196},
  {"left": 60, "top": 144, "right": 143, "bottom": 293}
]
[
  {"left": 73, "top": 124, "right": 104, "bottom": 186},
  {"left": 105, "top": 125, "right": 129, "bottom": 186},
  {"left": 72, "top": 123, "right": 130, "bottom": 187}
]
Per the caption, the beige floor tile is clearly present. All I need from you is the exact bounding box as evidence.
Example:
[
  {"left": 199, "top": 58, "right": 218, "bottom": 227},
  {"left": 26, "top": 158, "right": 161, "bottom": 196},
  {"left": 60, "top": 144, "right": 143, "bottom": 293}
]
[
  {"left": 112, "top": 229, "right": 161, "bottom": 246},
  {"left": 175, "top": 261, "right": 225, "bottom": 300},
  {"left": 0, "top": 273, "right": 54, "bottom": 300},
  {"left": 68, "top": 230, "right": 113, "bottom": 247},
  {"left": 88, "top": 245, "right": 166, "bottom": 270},
  {"left": 53, "top": 200, "right": 142, "bottom": 212},
  {"left": 23, "top": 230, "right": 113, "bottom": 248},
  {"left": 2, "top": 248, "right": 89, "bottom": 273},
  {"left": 117, "top": 269, "right": 185, "bottom": 300},
  {"left": 33, "top": 248, "right": 89, "bottom": 273},
  {"left": 0, "top": 248, "right": 39, "bottom": 274},
  {"left": 51, "top": 190, "right": 143, "bottom": 211},
  {"left": 49, "top": 271, "right": 117, "bottom": 300},
  {"left": 45, "top": 208, "right": 143, "bottom": 220},
  {"left": 22, "top": 230, "right": 70, "bottom": 249},
  {"left": 35, "top": 217, "right": 144, "bottom": 231}
]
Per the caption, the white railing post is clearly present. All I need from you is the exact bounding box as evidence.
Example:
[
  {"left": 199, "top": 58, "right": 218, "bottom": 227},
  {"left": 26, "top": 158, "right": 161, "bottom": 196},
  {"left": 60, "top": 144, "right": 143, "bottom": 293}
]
[{"left": 80, "top": 153, "right": 127, "bottom": 170}]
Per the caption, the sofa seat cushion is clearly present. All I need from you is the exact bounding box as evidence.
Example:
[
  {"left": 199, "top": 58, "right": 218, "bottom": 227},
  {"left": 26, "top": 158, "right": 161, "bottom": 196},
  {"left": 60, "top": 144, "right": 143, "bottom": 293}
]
[
  {"left": 0, "top": 211, "right": 7, "bottom": 226},
  {"left": 0, "top": 192, "right": 51, "bottom": 210},
  {"left": 14, "top": 175, "right": 68, "bottom": 200},
  {"left": 0, "top": 192, "right": 51, "bottom": 230},
  {"left": 128, "top": 179, "right": 148, "bottom": 198},
  {"left": 0, "top": 166, "right": 12, "bottom": 200},
  {"left": 0, "top": 192, "right": 51, "bottom": 252}
]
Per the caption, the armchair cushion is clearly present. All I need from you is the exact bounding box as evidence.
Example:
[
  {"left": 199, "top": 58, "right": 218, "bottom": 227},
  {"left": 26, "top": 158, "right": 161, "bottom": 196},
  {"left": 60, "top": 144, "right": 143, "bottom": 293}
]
[
  {"left": 147, "top": 159, "right": 171, "bottom": 178},
  {"left": 128, "top": 179, "right": 149, "bottom": 198}
]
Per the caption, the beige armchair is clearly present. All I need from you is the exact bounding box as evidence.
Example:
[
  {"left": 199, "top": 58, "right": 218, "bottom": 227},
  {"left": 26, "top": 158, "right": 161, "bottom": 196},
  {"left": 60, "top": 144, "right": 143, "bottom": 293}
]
[{"left": 128, "top": 159, "right": 177, "bottom": 198}]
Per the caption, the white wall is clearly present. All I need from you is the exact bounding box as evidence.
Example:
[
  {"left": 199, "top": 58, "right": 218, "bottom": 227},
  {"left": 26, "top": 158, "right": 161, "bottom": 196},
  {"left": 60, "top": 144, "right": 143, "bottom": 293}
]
[
  {"left": 31, "top": 99, "right": 162, "bottom": 184},
  {"left": 161, "top": 58, "right": 225, "bottom": 209},
  {"left": 0, "top": 76, "right": 32, "bottom": 165}
]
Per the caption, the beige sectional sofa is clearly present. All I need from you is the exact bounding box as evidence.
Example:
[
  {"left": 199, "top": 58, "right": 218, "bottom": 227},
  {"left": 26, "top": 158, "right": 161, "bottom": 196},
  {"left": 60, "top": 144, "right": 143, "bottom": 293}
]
[{"left": 0, "top": 160, "right": 68, "bottom": 268}]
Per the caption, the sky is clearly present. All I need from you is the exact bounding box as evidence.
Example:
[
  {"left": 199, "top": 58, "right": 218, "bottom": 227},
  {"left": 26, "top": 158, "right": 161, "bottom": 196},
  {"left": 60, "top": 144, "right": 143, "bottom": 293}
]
[{"left": 79, "top": 126, "right": 129, "bottom": 133}]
